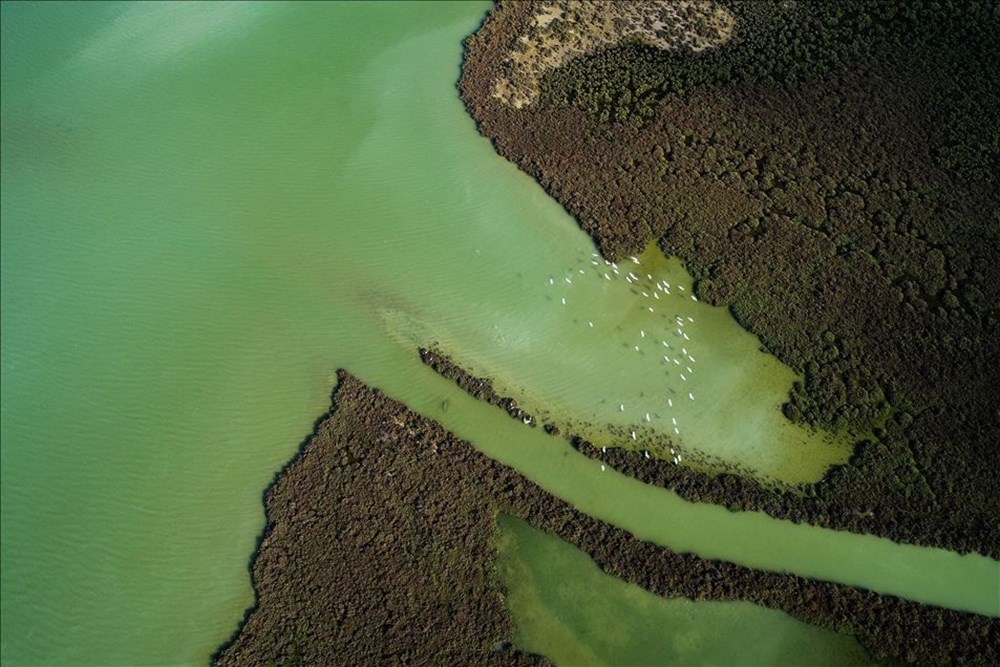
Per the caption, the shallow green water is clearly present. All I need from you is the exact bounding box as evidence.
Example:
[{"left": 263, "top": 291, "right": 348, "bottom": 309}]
[
  {"left": 418, "top": 247, "right": 853, "bottom": 483},
  {"left": 497, "top": 515, "right": 873, "bottom": 666},
  {"left": 1, "top": 2, "right": 997, "bottom": 665}
]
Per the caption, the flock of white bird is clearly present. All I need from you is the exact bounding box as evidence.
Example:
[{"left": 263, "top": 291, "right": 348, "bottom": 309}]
[{"left": 547, "top": 252, "right": 701, "bottom": 473}]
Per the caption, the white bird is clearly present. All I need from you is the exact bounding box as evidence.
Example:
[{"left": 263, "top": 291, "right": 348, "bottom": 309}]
[
  {"left": 671, "top": 417, "right": 677, "bottom": 425},
  {"left": 565, "top": 277, "right": 572, "bottom": 284},
  {"left": 667, "top": 398, "right": 673, "bottom": 407},
  {"left": 678, "top": 285, "right": 685, "bottom": 291},
  {"left": 604, "top": 273, "right": 611, "bottom": 280},
  {"left": 662, "top": 341, "right": 669, "bottom": 348},
  {"left": 630, "top": 256, "right": 640, "bottom": 264},
  {"left": 682, "top": 348, "right": 687, "bottom": 355},
  {"left": 578, "top": 269, "right": 585, "bottom": 274},
  {"left": 640, "top": 330, "right": 646, "bottom": 338},
  {"left": 589, "top": 321, "right": 594, "bottom": 327},
  {"left": 687, "top": 317, "right": 694, "bottom": 322},
  {"left": 687, "top": 366, "right": 693, "bottom": 373},
  {"left": 631, "top": 430, "right": 636, "bottom": 440},
  {"left": 634, "top": 345, "right": 640, "bottom": 352},
  {"left": 549, "top": 278, "right": 554, "bottom": 285},
  {"left": 688, "top": 355, "right": 695, "bottom": 362},
  {"left": 674, "top": 427, "right": 680, "bottom": 434},
  {"left": 561, "top": 297, "right": 566, "bottom": 305},
  {"left": 663, "top": 355, "right": 669, "bottom": 362},
  {"left": 647, "top": 274, "right": 653, "bottom": 280},
  {"left": 648, "top": 307, "right": 654, "bottom": 312},
  {"left": 691, "top": 295, "right": 698, "bottom": 301},
  {"left": 601, "top": 464, "right": 606, "bottom": 471},
  {"left": 677, "top": 454, "right": 682, "bottom": 462},
  {"left": 645, "top": 450, "right": 651, "bottom": 459},
  {"left": 680, "top": 374, "right": 687, "bottom": 381},
  {"left": 619, "top": 404, "right": 625, "bottom": 412},
  {"left": 642, "top": 291, "right": 649, "bottom": 297},
  {"left": 654, "top": 292, "right": 660, "bottom": 300},
  {"left": 688, "top": 392, "right": 695, "bottom": 400},
  {"left": 674, "top": 359, "right": 680, "bottom": 365},
  {"left": 602, "top": 446, "right": 607, "bottom": 453},
  {"left": 644, "top": 412, "right": 650, "bottom": 422},
  {"left": 683, "top": 332, "right": 690, "bottom": 340}
]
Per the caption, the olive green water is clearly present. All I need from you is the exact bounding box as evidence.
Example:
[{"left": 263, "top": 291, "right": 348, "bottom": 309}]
[
  {"left": 414, "top": 246, "right": 853, "bottom": 483},
  {"left": 1, "top": 2, "right": 997, "bottom": 665},
  {"left": 497, "top": 515, "right": 873, "bottom": 666}
]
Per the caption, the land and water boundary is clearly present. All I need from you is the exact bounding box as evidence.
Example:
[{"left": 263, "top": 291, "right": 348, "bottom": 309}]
[
  {"left": 216, "top": 372, "right": 998, "bottom": 665},
  {"left": 418, "top": 345, "right": 994, "bottom": 556},
  {"left": 217, "top": 1, "right": 999, "bottom": 663},
  {"left": 457, "top": 0, "right": 1000, "bottom": 560}
]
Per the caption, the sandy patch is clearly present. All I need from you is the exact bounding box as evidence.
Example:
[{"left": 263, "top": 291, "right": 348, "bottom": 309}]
[{"left": 492, "top": 0, "right": 735, "bottom": 108}]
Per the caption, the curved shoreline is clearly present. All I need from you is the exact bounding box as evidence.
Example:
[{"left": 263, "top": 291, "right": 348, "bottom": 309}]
[
  {"left": 217, "top": 371, "right": 999, "bottom": 664},
  {"left": 217, "top": 2, "right": 999, "bottom": 661},
  {"left": 457, "top": 0, "right": 1000, "bottom": 560}
]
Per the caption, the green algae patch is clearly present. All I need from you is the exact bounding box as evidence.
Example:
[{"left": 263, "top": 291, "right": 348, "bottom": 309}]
[
  {"left": 497, "top": 513, "right": 873, "bottom": 666},
  {"left": 393, "top": 242, "right": 854, "bottom": 486}
]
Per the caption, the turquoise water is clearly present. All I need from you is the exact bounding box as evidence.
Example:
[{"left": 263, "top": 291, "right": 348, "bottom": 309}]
[{"left": 2, "top": 2, "right": 997, "bottom": 665}]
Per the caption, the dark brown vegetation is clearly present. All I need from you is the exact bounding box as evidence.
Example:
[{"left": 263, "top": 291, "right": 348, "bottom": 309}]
[
  {"left": 459, "top": 0, "right": 1000, "bottom": 557},
  {"left": 420, "top": 347, "right": 536, "bottom": 425},
  {"left": 217, "top": 372, "right": 999, "bottom": 665},
  {"left": 215, "top": 370, "right": 545, "bottom": 667}
]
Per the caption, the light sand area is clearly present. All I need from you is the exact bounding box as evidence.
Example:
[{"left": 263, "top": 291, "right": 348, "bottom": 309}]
[{"left": 493, "top": 0, "right": 735, "bottom": 108}]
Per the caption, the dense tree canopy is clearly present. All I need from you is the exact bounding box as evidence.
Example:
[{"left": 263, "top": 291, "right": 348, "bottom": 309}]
[{"left": 460, "top": 0, "right": 1000, "bottom": 557}]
